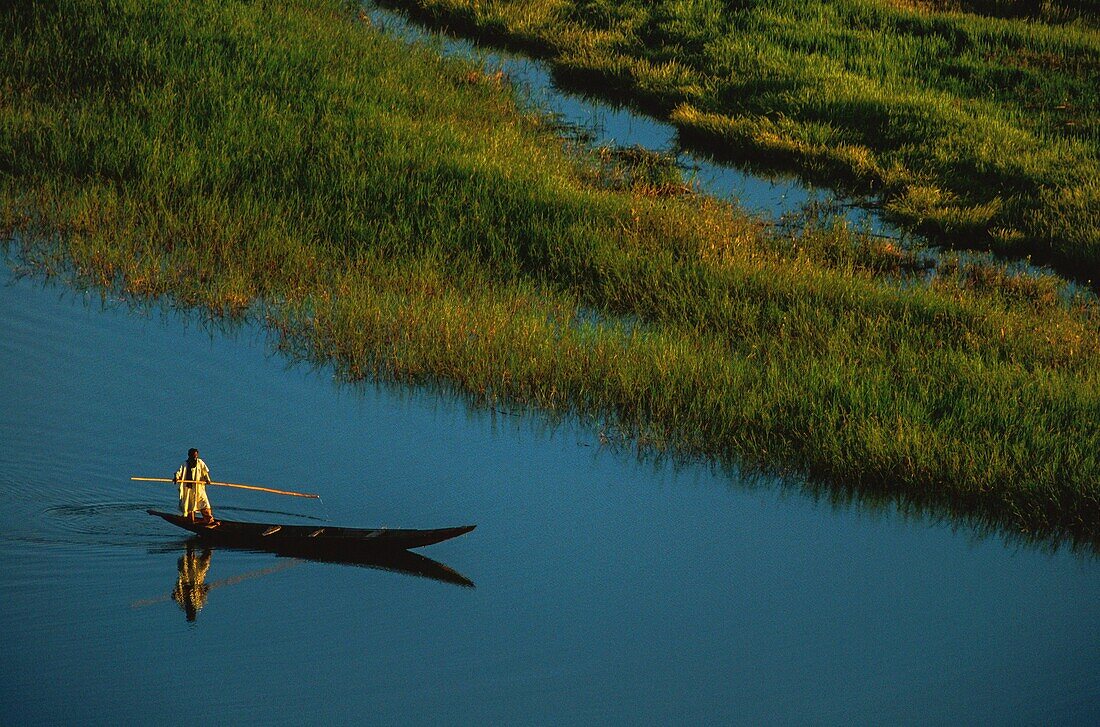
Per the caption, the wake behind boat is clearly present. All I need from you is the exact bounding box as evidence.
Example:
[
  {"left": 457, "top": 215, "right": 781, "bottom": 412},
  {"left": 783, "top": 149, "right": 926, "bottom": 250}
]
[{"left": 148, "top": 510, "right": 476, "bottom": 551}]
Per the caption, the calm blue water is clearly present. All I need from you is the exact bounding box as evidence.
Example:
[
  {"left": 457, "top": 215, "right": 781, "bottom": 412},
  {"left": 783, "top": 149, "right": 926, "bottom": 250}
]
[{"left": 1, "top": 265, "right": 1098, "bottom": 724}]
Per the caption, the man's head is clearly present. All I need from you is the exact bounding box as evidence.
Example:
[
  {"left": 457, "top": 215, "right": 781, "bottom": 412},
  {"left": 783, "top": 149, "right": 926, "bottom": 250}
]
[{"left": 188, "top": 448, "right": 199, "bottom": 462}]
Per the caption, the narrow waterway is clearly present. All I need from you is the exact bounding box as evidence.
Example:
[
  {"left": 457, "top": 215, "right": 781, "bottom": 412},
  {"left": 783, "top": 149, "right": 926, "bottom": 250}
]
[
  {"left": 365, "top": 1, "right": 1087, "bottom": 291},
  {"left": 364, "top": 1, "right": 894, "bottom": 235},
  {"left": 1, "top": 260, "right": 1098, "bottom": 723}
]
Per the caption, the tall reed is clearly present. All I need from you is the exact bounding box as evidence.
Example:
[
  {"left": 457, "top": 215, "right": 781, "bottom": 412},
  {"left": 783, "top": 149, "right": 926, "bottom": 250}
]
[
  {"left": 379, "top": 0, "right": 1100, "bottom": 280},
  {"left": 2, "top": 0, "right": 1099, "bottom": 546}
]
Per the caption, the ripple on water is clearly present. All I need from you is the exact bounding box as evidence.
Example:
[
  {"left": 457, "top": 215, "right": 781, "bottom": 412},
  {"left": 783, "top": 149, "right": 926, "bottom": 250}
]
[{"left": 44, "top": 502, "right": 165, "bottom": 542}]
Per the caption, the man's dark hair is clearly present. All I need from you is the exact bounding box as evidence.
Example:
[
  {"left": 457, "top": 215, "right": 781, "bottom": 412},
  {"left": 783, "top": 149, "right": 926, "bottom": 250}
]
[{"left": 188, "top": 448, "right": 199, "bottom": 458}]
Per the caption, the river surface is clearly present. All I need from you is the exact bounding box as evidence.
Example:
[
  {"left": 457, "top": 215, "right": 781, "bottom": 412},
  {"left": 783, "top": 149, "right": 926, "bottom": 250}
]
[{"left": 1, "top": 261, "right": 1099, "bottom": 725}]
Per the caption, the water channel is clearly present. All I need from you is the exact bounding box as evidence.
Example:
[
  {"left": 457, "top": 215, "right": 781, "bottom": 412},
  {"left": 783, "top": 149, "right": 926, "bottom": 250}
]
[
  {"left": 2, "top": 259, "right": 1098, "bottom": 724},
  {"left": 365, "top": 1, "right": 1080, "bottom": 289},
  {"left": 365, "top": 1, "right": 893, "bottom": 235}
]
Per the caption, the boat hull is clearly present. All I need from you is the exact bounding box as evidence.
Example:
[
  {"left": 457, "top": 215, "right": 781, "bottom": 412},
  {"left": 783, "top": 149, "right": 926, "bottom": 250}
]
[{"left": 148, "top": 510, "right": 475, "bottom": 551}]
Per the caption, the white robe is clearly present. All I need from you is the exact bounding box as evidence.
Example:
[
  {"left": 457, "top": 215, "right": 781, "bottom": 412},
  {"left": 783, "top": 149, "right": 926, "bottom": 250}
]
[{"left": 175, "top": 458, "right": 212, "bottom": 516}]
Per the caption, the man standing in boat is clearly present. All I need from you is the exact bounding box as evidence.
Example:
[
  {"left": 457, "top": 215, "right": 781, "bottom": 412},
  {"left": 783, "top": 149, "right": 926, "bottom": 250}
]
[{"left": 173, "top": 448, "right": 217, "bottom": 526}]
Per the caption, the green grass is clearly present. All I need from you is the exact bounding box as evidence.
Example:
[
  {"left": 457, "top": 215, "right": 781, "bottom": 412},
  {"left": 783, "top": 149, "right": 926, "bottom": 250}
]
[
  {"left": 378, "top": 0, "right": 1100, "bottom": 280},
  {"left": 3, "top": 0, "right": 1100, "bottom": 547}
]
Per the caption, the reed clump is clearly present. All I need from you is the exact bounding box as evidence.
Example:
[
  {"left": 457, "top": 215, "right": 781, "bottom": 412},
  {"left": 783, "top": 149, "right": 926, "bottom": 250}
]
[
  {"left": 2, "top": 0, "right": 1099, "bottom": 546},
  {"left": 380, "top": 0, "right": 1100, "bottom": 281}
]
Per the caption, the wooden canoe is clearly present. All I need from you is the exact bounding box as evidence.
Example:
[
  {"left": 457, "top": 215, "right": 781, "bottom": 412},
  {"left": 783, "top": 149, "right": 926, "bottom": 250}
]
[{"left": 148, "top": 510, "right": 476, "bottom": 551}]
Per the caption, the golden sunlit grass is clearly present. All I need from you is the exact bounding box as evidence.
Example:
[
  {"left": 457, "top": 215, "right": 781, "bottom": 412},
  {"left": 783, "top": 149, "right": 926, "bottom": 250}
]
[
  {"left": 382, "top": 0, "right": 1100, "bottom": 280},
  {"left": 2, "top": 0, "right": 1099, "bottom": 545}
]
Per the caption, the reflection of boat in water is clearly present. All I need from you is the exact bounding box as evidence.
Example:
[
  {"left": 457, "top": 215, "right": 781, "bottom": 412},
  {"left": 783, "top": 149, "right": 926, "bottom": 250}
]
[
  {"left": 145, "top": 535, "right": 475, "bottom": 622},
  {"left": 150, "top": 529, "right": 476, "bottom": 591},
  {"left": 146, "top": 511, "right": 477, "bottom": 606},
  {"left": 148, "top": 510, "right": 476, "bottom": 550},
  {"left": 172, "top": 537, "right": 474, "bottom": 588},
  {"left": 221, "top": 535, "right": 477, "bottom": 587}
]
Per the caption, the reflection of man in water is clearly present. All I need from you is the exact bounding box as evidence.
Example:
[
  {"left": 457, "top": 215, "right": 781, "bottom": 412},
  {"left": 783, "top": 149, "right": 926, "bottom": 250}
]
[
  {"left": 172, "top": 545, "right": 212, "bottom": 622},
  {"left": 173, "top": 447, "right": 217, "bottom": 526}
]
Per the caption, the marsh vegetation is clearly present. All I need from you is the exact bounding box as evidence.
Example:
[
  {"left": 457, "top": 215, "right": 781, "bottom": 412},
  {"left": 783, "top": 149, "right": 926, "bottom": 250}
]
[{"left": 381, "top": 0, "right": 1100, "bottom": 279}]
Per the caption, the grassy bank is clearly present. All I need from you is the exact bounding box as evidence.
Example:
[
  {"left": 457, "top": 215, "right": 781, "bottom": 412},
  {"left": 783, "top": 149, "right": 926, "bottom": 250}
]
[
  {"left": 3, "top": 0, "right": 1100, "bottom": 546},
  {"left": 378, "top": 0, "right": 1100, "bottom": 280}
]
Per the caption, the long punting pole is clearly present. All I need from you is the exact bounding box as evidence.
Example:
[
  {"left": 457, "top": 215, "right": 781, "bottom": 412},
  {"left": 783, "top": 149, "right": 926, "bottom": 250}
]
[{"left": 130, "top": 476, "right": 320, "bottom": 499}]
